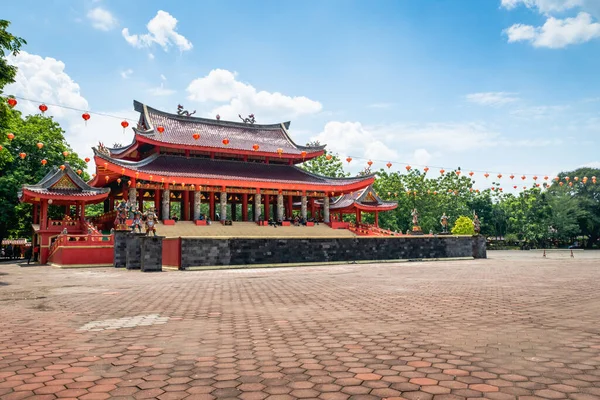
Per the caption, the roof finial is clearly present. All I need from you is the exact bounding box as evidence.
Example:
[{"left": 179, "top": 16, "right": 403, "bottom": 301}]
[
  {"left": 216, "top": 114, "right": 220, "bottom": 120},
  {"left": 177, "top": 104, "right": 196, "bottom": 117},
  {"left": 239, "top": 113, "right": 256, "bottom": 124}
]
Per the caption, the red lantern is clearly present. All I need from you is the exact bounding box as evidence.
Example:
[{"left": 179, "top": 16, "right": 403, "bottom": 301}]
[
  {"left": 574, "top": 176, "right": 579, "bottom": 181},
  {"left": 0, "top": 145, "right": 2, "bottom": 151},
  {"left": 59, "top": 164, "right": 65, "bottom": 170},
  {"left": 41, "top": 159, "right": 47, "bottom": 166},
  {"left": 252, "top": 144, "right": 259, "bottom": 151},
  {"left": 497, "top": 173, "right": 502, "bottom": 179},
  {"left": 469, "top": 171, "right": 474, "bottom": 177},
  {"left": 484, "top": 173, "right": 489, "bottom": 178},
  {"left": 277, "top": 148, "right": 283, "bottom": 157},
  {"left": 569, "top": 182, "right": 573, "bottom": 187},
  {"left": 405, "top": 165, "right": 411, "bottom": 171},
  {"left": 19, "top": 152, "right": 26, "bottom": 159},
  {"left": 37, "top": 142, "right": 44, "bottom": 149},
  {"left": 301, "top": 151, "right": 307, "bottom": 159},
  {"left": 156, "top": 126, "right": 165, "bottom": 134},
  {"left": 386, "top": 162, "right": 392, "bottom": 169},
  {"left": 439, "top": 169, "right": 445, "bottom": 175},
  {"left": 536, "top": 183, "right": 540, "bottom": 187},
  {"left": 346, "top": 157, "right": 352, "bottom": 163},
  {"left": 491, "top": 187, "right": 495, "bottom": 191},
  {"left": 543, "top": 176, "right": 548, "bottom": 181},
  {"left": 499, "top": 188, "right": 503, "bottom": 191},
  {"left": 121, "top": 120, "right": 129, "bottom": 129},
  {"left": 77, "top": 169, "right": 82, "bottom": 175},
  {"left": 7, "top": 133, "right": 15, "bottom": 141},
  {"left": 565, "top": 176, "right": 570, "bottom": 182},
  {"left": 63, "top": 151, "right": 69, "bottom": 157},
  {"left": 456, "top": 170, "right": 461, "bottom": 176},
  {"left": 326, "top": 154, "right": 332, "bottom": 161},
  {"left": 424, "top": 166, "right": 429, "bottom": 173},
  {"left": 510, "top": 174, "right": 515, "bottom": 180},
  {"left": 222, "top": 138, "right": 230, "bottom": 146},
  {"left": 521, "top": 175, "right": 526, "bottom": 180},
  {"left": 367, "top": 160, "right": 373, "bottom": 167},
  {"left": 559, "top": 182, "right": 564, "bottom": 186},
  {"left": 39, "top": 104, "right": 48, "bottom": 114},
  {"left": 513, "top": 185, "right": 517, "bottom": 189},
  {"left": 554, "top": 176, "right": 559, "bottom": 182},
  {"left": 117, "top": 178, "right": 122, "bottom": 185},
  {"left": 82, "top": 112, "right": 90, "bottom": 123},
  {"left": 85, "top": 157, "right": 90, "bottom": 163},
  {"left": 7, "top": 98, "right": 17, "bottom": 108},
  {"left": 533, "top": 176, "right": 538, "bottom": 181},
  {"left": 192, "top": 132, "right": 200, "bottom": 140}
]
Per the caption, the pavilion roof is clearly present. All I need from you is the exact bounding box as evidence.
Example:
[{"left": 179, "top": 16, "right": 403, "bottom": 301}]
[
  {"left": 329, "top": 185, "right": 397, "bottom": 211},
  {"left": 19, "top": 163, "right": 110, "bottom": 202},
  {"left": 109, "top": 101, "right": 325, "bottom": 159},
  {"left": 92, "top": 150, "right": 374, "bottom": 192}
]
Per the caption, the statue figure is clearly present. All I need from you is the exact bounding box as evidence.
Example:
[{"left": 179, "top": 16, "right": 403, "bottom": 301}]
[
  {"left": 473, "top": 212, "right": 481, "bottom": 234},
  {"left": 177, "top": 104, "right": 196, "bottom": 117},
  {"left": 239, "top": 113, "right": 256, "bottom": 124},
  {"left": 144, "top": 207, "right": 158, "bottom": 236},
  {"left": 97, "top": 142, "right": 110, "bottom": 156},
  {"left": 131, "top": 210, "right": 143, "bottom": 233},
  {"left": 114, "top": 200, "right": 130, "bottom": 229},
  {"left": 411, "top": 208, "right": 419, "bottom": 226},
  {"left": 440, "top": 212, "right": 449, "bottom": 233}
]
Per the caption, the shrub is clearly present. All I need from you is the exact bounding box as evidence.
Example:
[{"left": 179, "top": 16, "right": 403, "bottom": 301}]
[{"left": 451, "top": 216, "right": 475, "bottom": 235}]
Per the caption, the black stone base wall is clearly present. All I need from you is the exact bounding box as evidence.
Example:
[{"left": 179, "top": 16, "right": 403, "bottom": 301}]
[
  {"left": 140, "top": 236, "right": 163, "bottom": 272},
  {"left": 113, "top": 230, "right": 129, "bottom": 268},
  {"left": 179, "top": 236, "right": 486, "bottom": 268},
  {"left": 126, "top": 233, "right": 146, "bottom": 270}
]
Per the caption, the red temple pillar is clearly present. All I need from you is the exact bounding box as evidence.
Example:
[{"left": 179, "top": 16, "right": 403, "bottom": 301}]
[
  {"left": 40, "top": 200, "right": 48, "bottom": 231},
  {"left": 309, "top": 197, "right": 315, "bottom": 219},
  {"left": 138, "top": 188, "right": 143, "bottom": 212},
  {"left": 264, "top": 194, "right": 270, "bottom": 220},
  {"left": 287, "top": 195, "right": 293, "bottom": 218},
  {"left": 33, "top": 203, "right": 39, "bottom": 224},
  {"left": 182, "top": 190, "right": 190, "bottom": 221},
  {"left": 242, "top": 194, "right": 248, "bottom": 221},
  {"left": 375, "top": 211, "right": 379, "bottom": 227},
  {"left": 209, "top": 192, "right": 215, "bottom": 220},
  {"left": 154, "top": 189, "right": 160, "bottom": 214}
]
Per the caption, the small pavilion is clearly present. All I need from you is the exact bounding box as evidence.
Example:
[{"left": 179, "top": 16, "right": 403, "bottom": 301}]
[
  {"left": 328, "top": 185, "right": 397, "bottom": 227},
  {"left": 19, "top": 164, "right": 110, "bottom": 264}
]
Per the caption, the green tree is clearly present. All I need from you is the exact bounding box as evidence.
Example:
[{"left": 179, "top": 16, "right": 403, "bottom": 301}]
[
  {"left": 0, "top": 20, "right": 26, "bottom": 92},
  {"left": 300, "top": 141, "right": 349, "bottom": 178},
  {"left": 451, "top": 216, "right": 475, "bottom": 235},
  {"left": 0, "top": 22, "right": 88, "bottom": 241}
]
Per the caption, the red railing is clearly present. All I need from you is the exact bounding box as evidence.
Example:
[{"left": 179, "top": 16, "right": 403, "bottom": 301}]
[
  {"left": 48, "top": 233, "right": 114, "bottom": 257},
  {"left": 348, "top": 223, "right": 399, "bottom": 236}
]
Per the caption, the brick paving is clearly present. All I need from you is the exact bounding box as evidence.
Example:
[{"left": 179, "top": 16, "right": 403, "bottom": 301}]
[{"left": 1, "top": 250, "right": 600, "bottom": 400}]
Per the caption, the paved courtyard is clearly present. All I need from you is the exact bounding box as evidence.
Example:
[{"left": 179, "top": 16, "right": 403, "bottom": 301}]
[{"left": 1, "top": 250, "right": 600, "bottom": 400}]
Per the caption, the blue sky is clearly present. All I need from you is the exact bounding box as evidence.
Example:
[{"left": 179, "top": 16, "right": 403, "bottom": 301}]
[{"left": 3, "top": 0, "right": 600, "bottom": 187}]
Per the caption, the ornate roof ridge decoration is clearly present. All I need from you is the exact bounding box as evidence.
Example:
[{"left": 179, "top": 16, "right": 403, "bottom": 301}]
[
  {"left": 132, "top": 100, "right": 326, "bottom": 154},
  {"left": 134, "top": 100, "right": 291, "bottom": 131}
]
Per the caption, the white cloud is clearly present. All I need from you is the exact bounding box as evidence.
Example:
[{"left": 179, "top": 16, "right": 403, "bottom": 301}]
[
  {"left": 4, "top": 51, "right": 137, "bottom": 168},
  {"left": 510, "top": 104, "right": 569, "bottom": 118},
  {"left": 148, "top": 53, "right": 155, "bottom": 60},
  {"left": 581, "top": 161, "right": 600, "bottom": 168},
  {"left": 122, "top": 10, "right": 192, "bottom": 52},
  {"left": 87, "top": 7, "right": 117, "bottom": 31},
  {"left": 465, "top": 92, "right": 520, "bottom": 106},
  {"left": 412, "top": 149, "right": 433, "bottom": 166},
  {"left": 148, "top": 83, "right": 176, "bottom": 97},
  {"left": 120, "top": 68, "right": 133, "bottom": 79},
  {"left": 186, "top": 69, "right": 323, "bottom": 121},
  {"left": 504, "top": 12, "right": 600, "bottom": 48},
  {"left": 501, "top": 0, "right": 584, "bottom": 14},
  {"left": 5, "top": 51, "right": 88, "bottom": 118}
]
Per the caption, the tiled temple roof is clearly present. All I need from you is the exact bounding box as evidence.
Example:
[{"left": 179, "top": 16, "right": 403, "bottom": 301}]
[
  {"left": 94, "top": 150, "right": 373, "bottom": 188},
  {"left": 329, "top": 185, "right": 397, "bottom": 210},
  {"left": 117, "top": 100, "right": 325, "bottom": 157},
  {"left": 19, "top": 164, "right": 110, "bottom": 200}
]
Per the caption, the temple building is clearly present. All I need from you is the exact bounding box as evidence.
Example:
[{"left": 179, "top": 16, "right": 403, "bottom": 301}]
[
  {"left": 89, "top": 101, "right": 382, "bottom": 224},
  {"left": 328, "top": 185, "right": 398, "bottom": 227}
]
